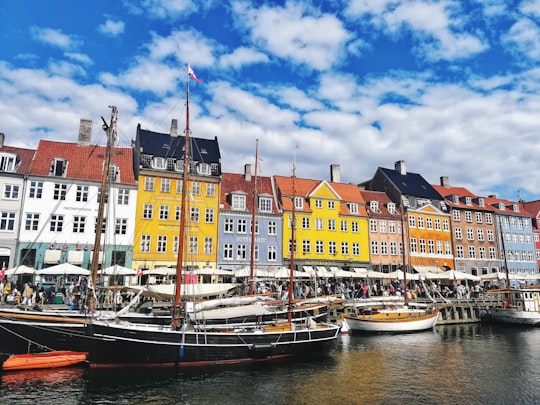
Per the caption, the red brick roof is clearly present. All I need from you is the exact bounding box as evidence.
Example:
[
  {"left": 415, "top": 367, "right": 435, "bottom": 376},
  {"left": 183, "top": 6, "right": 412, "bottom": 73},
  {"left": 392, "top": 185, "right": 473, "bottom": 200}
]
[
  {"left": 359, "top": 189, "right": 402, "bottom": 217},
  {"left": 220, "top": 172, "right": 278, "bottom": 213},
  {"left": 29, "top": 140, "right": 136, "bottom": 184},
  {"left": 0, "top": 145, "right": 35, "bottom": 174}
]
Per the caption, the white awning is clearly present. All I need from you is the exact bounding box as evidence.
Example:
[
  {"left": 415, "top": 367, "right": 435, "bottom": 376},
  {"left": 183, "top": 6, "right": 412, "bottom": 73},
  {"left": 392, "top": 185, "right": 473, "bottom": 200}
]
[
  {"left": 90, "top": 251, "right": 104, "bottom": 264},
  {"left": 44, "top": 249, "right": 61, "bottom": 264},
  {"left": 68, "top": 250, "right": 84, "bottom": 264}
]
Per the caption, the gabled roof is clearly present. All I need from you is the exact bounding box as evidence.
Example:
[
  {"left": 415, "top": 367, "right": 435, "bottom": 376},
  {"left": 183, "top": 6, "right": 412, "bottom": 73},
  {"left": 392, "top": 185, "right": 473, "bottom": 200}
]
[
  {"left": 135, "top": 125, "right": 220, "bottom": 164},
  {"left": 483, "top": 195, "right": 526, "bottom": 216},
  {"left": 432, "top": 184, "right": 495, "bottom": 212},
  {"left": 379, "top": 166, "right": 442, "bottom": 200},
  {"left": 220, "top": 172, "right": 278, "bottom": 214},
  {"left": 29, "top": 140, "right": 136, "bottom": 184},
  {"left": 274, "top": 175, "right": 368, "bottom": 216},
  {"left": 0, "top": 145, "right": 35, "bottom": 174},
  {"left": 522, "top": 200, "right": 540, "bottom": 218}
]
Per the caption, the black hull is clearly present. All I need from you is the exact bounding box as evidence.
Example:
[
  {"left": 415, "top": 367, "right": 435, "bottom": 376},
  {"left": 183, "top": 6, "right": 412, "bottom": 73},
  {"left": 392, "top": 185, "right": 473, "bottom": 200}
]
[{"left": 0, "top": 317, "right": 339, "bottom": 367}]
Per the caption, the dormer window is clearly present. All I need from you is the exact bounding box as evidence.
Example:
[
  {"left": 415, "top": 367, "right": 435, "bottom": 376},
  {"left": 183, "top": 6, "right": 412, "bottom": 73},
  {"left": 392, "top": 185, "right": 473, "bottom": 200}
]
[
  {"left": 200, "top": 148, "right": 208, "bottom": 154},
  {"left": 258, "top": 196, "right": 272, "bottom": 213},
  {"left": 151, "top": 157, "right": 166, "bottom": 170},
  {"left": 478, "top": 198, "right": 485, "bottom": 207},
  {"left": 175, "top": 160, "right": 184, "bottom": 172},
  {"left": 498, "top": 202, "right": 505, "bottom": 210},
  {"left": 387, "top": 203, "right": 396, "bottom": 214},
  {"left": 50, "top": 158, "right": 67, "bottom": 177},
  {"left": 465, "top": 196, "right": 472, "bottom": 206},
  {"left": 512, "top": 204, "right": 519, "bottom": 212},
  {"left": 348, "top": 203, "right": 358, "bottom": 214},
  {"left": 197, "top": 163, "right": 210, "bottom": 175},
  {"left": 0, "top": 153, "right": 17, "bottom": 172},
  {"left": 295, "top": 196, "right": 304, "bottom": 210},
  {"left": 370, "top": 201, "right": 380, "bottom": 212},
  {"left": 107, "top": 164, "right": 120, "bottom": 182},
  {"left": 452, "top": 195, "right": 459, "bottom": 204},
  {"left": 231, "top": 194, "right": 246, "bottom": 210}
]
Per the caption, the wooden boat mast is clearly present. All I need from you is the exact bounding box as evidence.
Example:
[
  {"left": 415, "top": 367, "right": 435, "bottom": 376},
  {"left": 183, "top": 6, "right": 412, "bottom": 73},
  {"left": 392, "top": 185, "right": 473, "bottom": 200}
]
[
  {"left": 498, "top": 216, "right": 513, "bottom": 305},
  {"left": 248, "top": 140, "right": 259, "bottom": 295},
  {"left": 172, "top": 70, "right": 192, "bottom": 329},
  {"left": 288, "top": 162, "right": 297, "bottom": 324},
  {"left": 91, "top": 106, "right": 117, "bottom": 289},
  {"left": 400, "top": 201, "right": 409, "bottom": 305}
]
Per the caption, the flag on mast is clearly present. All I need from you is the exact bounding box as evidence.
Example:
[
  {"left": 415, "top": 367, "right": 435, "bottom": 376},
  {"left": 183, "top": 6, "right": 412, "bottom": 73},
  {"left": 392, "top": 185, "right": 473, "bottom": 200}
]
[{"left": 188, "top": 64, "right": 202, "bottom": 82}]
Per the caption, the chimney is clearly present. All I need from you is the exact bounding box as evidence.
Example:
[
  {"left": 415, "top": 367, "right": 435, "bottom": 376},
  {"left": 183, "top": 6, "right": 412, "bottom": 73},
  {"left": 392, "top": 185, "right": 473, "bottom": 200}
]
[
  {"left": 0, "top": 133, "right": 4, "bottom": 148},
  {"left": 440, "top": 176, "right": 449, "bottom": 187},
  {"left": 78, "top": 119, "right": 92, "bottom": 146},
  {"left": 170, "top": 119, "right": 178, "bottom": 137},
  {"left": 394, "top": 160, "right": 406, "bottom": 175},
  {"left": 488, "top": 194, "right": 497, "bottom": 198},
  {"left": 244, "top": 164, "right": 252, "bottom": 181},
  {"left": 330, "top": 164, "right": 340, "bottom": 183}
]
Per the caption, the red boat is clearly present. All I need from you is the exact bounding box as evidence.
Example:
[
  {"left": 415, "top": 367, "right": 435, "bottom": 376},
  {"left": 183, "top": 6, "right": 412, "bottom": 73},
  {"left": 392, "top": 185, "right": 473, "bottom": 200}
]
[{"left": 1, "top": 351, "right": 88, "bottom": 371}]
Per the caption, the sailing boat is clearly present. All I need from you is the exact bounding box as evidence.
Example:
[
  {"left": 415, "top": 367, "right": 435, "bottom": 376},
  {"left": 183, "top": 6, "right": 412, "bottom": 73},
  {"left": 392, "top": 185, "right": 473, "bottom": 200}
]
[
  {"left": 486, "top": 218, "right": 540, "bottom": 325},
  {"left": 0, "top": 66, "right": 340, "bottom": 366},
  {"left": 344, "top": 202, "right": 439, "bottom": 333}
]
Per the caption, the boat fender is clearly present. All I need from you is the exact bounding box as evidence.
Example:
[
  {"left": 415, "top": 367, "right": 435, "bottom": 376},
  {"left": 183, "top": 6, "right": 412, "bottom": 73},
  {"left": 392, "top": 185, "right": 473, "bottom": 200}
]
[
  {"left": 178, "top": 345, "right": 184, "bottom": 358},
  {"left": 503, "top": 300, "right": 508, "bottom": 309}
]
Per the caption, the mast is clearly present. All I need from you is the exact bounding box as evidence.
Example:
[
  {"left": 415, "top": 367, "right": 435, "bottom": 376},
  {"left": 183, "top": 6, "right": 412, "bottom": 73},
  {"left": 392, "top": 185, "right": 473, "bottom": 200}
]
[
  {"left": 172, "top": 69, "right": 191, "bottom": 330},
  {"left": 288, "top": 162, "right": 297, "bottom": 324},
  {"left": 498, "top": 216, "right": 512, "bottom": 304},
  {"left": 91, "top": 106, "right": 117, "bottom": 289},
  {"left": 400, "top": 202, "right": 409, "bottom": 305},
  {"left": 248, "top": 140, "right": 259, "bottom": 296}
]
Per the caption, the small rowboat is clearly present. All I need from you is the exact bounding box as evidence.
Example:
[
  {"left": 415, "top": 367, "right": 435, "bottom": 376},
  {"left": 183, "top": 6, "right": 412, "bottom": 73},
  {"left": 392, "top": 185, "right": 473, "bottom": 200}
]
[{"left": 1, "top": 351, "right": 88, "bottom": 371}]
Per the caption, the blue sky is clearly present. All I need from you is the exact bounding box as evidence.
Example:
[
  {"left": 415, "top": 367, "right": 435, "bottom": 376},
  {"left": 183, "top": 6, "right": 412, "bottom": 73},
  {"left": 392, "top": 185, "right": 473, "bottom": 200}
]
[{"left": 2, "top": 0, "right": 540, "bottom": 202}]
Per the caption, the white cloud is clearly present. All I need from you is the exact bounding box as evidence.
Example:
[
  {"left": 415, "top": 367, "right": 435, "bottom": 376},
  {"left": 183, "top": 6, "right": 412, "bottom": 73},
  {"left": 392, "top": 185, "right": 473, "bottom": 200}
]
[
  {"left": 233, "top": 1, "right": 350, "bottom": 70},
  {"left": 219, "top": 48, "right": 269, "bottom": 69},
  {"left": 502, "top": 18, "right": 540, "bottom": 60},
  {"left": 65, "top": 52, "right": 93, "bottom": 65},
  {"left": 98, "top": 19, "right": 125, "bottom": 37},
  {"left": 29, "top": 26, "right": 81, "bottom": 50},
  {"left": 146, "top": 30, "right": 217, "bottom": 67}
]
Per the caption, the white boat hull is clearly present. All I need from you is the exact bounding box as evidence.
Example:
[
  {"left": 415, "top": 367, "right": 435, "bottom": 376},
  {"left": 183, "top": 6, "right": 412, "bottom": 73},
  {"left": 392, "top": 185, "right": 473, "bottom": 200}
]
[{"left": 344, "top": 308, "right": 439, "bottom": 333}]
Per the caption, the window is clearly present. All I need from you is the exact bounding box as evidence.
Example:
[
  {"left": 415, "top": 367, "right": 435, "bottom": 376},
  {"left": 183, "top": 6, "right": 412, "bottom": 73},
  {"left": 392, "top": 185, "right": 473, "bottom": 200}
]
[
  {"left": 477, "top": 229, "right": 485, "bottom": 241},
  {"left": 140, "top": 235, "right": 151, "bottom": 252},
  {"left": 175, "top": 206, "right": 181, "bottom": 221},
  {"left": 302, "top": 217, "right": 310, "bottom": 229},
  {"left": 295, "top": 197, "right": 304, "bottom": 210},
  {"left": 259, "top": 197, "right": 272, "bottom": 212},
  {"left": 267, "top": 246, "right": 277, "bottom": 261},
  {"left": 479, "top": 247, "right": 486, "bottom": 259},
  {"left": 388, "top": 221, "right": 396, "bottom": 233},
  {"left": 53, "top": 184, "right": 67, "bottom": 200},
  {"left": 142, "top": 204, "right": 153, "bottom": 219},
  {"left": 224, "top": 218, "right": 234, "bottom": 233},
  {"left": 0, "top": 212, "right": 15, "bottom": 231},
  {"left": 341, "top": 220, "right": 348, "bottom": 232},
  {"left": 50, "top": 158, "right": 67, "bottom": 177},
  {"left": 190, "top": 207, "right": 200, "bottom": 222},
  {"left": 237, "top": 219, "right": 247, "bottom": 233},
  {"left": 25, "top": 213, "right": 39, "bottom": 231},
  {"left": 268, "top": 221, "right": 277, "bottom": 235},
  {"left": 417, "top": 216, "right": 424, "bottom": 229},
  {"left": 445, "top": 241, "right": 452, "bottom": 255},
  {"left": 352, "top": 221, "right": 359, "bottom": 233},
  {"left": 328, "top": 219, "right": 336, "bottom": 231},
  {"left": 29, "top": 181, "right": 43, "bottom": 199},
  {"left": 144, "top": 177, "right": 155, "bottom": 191},
  {"left": 189, "top": 237, "right": 198, "bottom": 254},
  {"left": 205, "top": 208, "right": 214, "bottom": 223},
  {"left": 95, "top": 217, "right": 107, "bottom": 234},
  {"left": 328, "top": 201, "right": 335, "bottom": 210},
  {"left": 197, "top": 163, "right": 210, "bottom": 175},
  {"left": 443, "top": 219, "right": 450, "bottom": 231},
  {"left": 387, "top": 203, "right": 396, "bottom": 214},
  {"left": 379, "top": 220, "right": 386, "bottom": 233},
  {"left": 410, "top": 238, "right": 417, "bottom": 253},
  {"left": 161, "top": 178, "right": 171, "bottom": 193},
  {"left": 223, "top": 244, "right": 233, "bottom": 260},
  {"left": 192, "top": 182, "right": 201, "bottom": 196},
  {"left": 232, "top": 194, "right": 246, "bottom": 210},
  {"left": 50, "top": 214, "right": 64, "bottom": 232},
  {"left": 173, "top": 236, "right": 179, "bottom": 253},
  {"left": 204, "top": 237, "right": 213, "bottom": 254},
  {"left": 302, "top": 240, "right": 311, "bottom": 254},
  {"left": 328, "top": 241, "right": 337, "bottom": 255},
  {"left": 468, "top": 246, "right": 476, "bottom": 258},
  {"left": 0, "top": 153, "right": 16, "bottom": 172},
  {"left": 428, "top": 240, "right": 434, "bottom": 254},
  {"left": 75, "top": 185, "right": 88, "bottom": 202},
  {"left": 157, "top": 235, "right": 167, "bottom": 253},
  {"left": 316, "top": 240, "right": 324, "bottom": 254},
  {"left": 348, "top": 203, "right": 358, "bottom": 214},
  {"left": 73, "top": 216, "right": 86, "bottom": 233},
  {"left": 315, "top": 218, "right": 324, "bottom": 230},
  {"left": 436, "top": 240, "right": 443, "bottom": 254},
  {"left": 176, "top": 180, "right": 183, "bottom": 194},
  {"left": 370, "top": 219, "right": 377, "bottom": 232},
  {"left": 453, "top": 210, "right": 461, "bottom": 221},
  {"left": 3, "top": 184, "right": 19, "bottom": 199},
  {"left": 409, "top": 215, "right": 416, "bottom": 228},
  {"left": 456, "top": 245, "right": 464, "bottom": 258},
  {"left": 426, "top": 218, "right": 433, "bottom": 230},
  {"left": 237, "top": 244, "right": 246, "bottom": 260},
  {"left": 455, "top": 227, "right": 462, "bottom": 240},
  {"left": 115, "top": 218, "right": 127, "bottom": 235},
  {"left": 151, "top": 157, "right": 166, "bottom": 170},
  {"left": 371, "top": 241, "right": 378, "bottom": 254},
  {"left": 341, "top": 242, "right": 349, "bottom": 255},
  {"left": 467, "top": 228, "right": 474, "bottom": 241},
  {"left": 108, "top": 164, "right": 120, "bottom": 182},
  {"left": 117, "top": 189, "right": 129, "bottom": 205},
  {"left": 206, "top": 183, "right": 216, "bottom": 197},
  {"left": 315, "top": 199, "right": 322, "bottom": 208},
  {"left": 435, "top": 218, "right": 441, "bottom": 230},
  {"left": 370, "top": 201, "right": 380, "bottom": 212},
  {"left": 485, "top": 213, "right": 493, "bottom": 224},
  {"left": 475, "top": 212, "right": 482, "bottom": 223},
  {"left": 352, "top": 243, "right": 360, "bottom": 256},
  {"left": 159, "top": 205, "right": 169, "bottom": 220},
  {"left": 97, "top": 187, "right": 109, "bottom": 204},
  {"left": 465, "top": 211, "right": 472, "bottom": 222},
  {"left": 419, "top": 239, "right": 426, "bottom": 253}
]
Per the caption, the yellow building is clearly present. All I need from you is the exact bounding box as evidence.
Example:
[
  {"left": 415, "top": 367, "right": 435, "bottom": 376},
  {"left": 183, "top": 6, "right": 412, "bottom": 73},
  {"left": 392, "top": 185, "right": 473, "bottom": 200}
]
[
  {"left": 131, "top": 123, "right": 221, "bottom": 271},
  {"left": 274, "top": 174, "right": 370, "bottom": 271}
]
